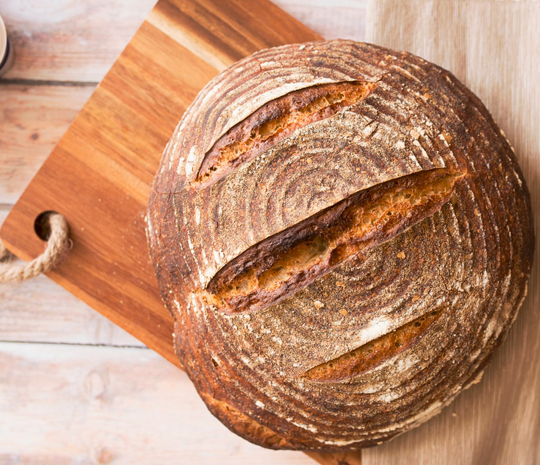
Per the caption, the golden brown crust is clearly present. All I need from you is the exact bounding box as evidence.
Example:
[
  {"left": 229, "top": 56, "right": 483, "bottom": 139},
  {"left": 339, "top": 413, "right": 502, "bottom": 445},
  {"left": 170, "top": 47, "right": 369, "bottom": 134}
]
[
  {"left": 194, "top": 81, "right": 375, "bottom": 188},
  {"left": 200, "top": 394, "right": 295, "bottom": 450},
  {"left": 147, "top": 39, "right": 535, "bottom": 451},
  {"left": 303, "top": 309, "right": 442, "bottom": 382},
  {"left": 203, "top": 168, "right": 464, "bottom": 314}
]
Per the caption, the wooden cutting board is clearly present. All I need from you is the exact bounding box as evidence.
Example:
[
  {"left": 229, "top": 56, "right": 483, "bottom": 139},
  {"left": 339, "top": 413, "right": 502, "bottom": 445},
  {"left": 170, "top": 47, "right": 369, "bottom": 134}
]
[{"left": 0, "top": 0, "right": 360, "bottom": 464}]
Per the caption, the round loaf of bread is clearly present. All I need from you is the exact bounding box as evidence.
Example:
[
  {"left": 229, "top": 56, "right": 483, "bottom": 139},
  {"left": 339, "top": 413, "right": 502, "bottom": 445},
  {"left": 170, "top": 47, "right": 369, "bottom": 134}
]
[{"left": 146, "top": 39, "right": 534, "bottom": 450}]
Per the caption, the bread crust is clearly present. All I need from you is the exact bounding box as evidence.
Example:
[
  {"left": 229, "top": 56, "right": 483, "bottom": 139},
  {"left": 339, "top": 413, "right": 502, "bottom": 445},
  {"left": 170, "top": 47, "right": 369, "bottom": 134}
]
[{"left": 147, "top": 40, "right": 534, "bottom": 450}]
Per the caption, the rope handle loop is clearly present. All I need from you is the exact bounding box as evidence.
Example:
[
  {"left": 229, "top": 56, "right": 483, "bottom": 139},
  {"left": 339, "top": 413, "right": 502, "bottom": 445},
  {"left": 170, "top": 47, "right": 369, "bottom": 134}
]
[{"left": 0, "top": 212, "right": 70, "bottom": 283}]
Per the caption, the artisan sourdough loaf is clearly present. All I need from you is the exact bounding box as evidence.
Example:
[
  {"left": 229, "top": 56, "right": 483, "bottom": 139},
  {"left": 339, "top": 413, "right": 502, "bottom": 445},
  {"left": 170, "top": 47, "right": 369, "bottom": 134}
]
[{"left": 147, "top": 40, "right": 534, "bottom": 450}]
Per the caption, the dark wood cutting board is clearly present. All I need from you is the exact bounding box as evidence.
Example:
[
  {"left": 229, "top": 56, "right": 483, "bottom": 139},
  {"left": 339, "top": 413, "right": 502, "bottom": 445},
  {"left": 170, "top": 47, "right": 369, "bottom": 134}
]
[{"left": 0, "top": 0, "right": 362, "bottom": 464}]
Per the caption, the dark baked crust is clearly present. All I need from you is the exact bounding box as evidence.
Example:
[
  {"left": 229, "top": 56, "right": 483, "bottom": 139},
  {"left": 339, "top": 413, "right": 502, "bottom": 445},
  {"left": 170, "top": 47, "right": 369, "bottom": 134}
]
[
  {"left": 205, "top": 168, "right": 464, "bottom": 314},
  {"left": 194, "top": 81, "right": 375, "bottom": 188},
  {"left": 147, "top": 40, "right": 534, "bottom": 451}
]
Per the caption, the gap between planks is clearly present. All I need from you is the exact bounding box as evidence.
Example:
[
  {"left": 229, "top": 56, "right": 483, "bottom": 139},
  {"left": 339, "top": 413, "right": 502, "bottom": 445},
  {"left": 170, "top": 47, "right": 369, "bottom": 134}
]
[
  {"left": 0, "top": 79, "right": 99, "bottom": 87},
  {"left": 0, "top": 0, "right": 366, "bottom": 82},
  {"left": 0, "top": 339, "right": 147, "bottom": 349}
]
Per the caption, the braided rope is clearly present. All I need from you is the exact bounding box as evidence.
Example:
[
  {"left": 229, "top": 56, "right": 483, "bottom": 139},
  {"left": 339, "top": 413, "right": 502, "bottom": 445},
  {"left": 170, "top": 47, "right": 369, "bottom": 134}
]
[{"left": 0, "top": 213, "right": 70, "bottom": 282}]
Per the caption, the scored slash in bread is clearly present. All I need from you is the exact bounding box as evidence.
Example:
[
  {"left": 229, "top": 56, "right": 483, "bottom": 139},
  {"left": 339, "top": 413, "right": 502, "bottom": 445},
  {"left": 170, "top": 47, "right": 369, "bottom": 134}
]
[{"left": 146, "top": 39, "right": 534, "bottom": 451}]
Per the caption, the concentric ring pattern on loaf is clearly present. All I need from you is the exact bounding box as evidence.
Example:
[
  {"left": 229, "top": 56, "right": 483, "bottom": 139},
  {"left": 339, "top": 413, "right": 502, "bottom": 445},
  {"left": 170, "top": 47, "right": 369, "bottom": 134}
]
[{"left": 147, "top": 39, "right": 534, "bottom": 450}]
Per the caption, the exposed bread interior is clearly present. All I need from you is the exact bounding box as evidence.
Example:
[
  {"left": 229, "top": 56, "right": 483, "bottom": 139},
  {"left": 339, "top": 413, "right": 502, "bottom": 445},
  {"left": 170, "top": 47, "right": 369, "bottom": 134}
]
[
  {"left": 194, "top": 81, "right": 375, "bottom": 187},
  {"left": 202, "top": 169, "right": 465, "bottom": 313},
  {"left": 303, "top": 310, "right": 442, "bottom": 382}
]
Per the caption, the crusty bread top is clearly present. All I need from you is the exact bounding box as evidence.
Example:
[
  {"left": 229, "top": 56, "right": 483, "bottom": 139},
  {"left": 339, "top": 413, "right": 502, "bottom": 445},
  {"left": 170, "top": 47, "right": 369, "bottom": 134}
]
[{"left": 147, "top": 39, "right": 534, "bottom": 451}]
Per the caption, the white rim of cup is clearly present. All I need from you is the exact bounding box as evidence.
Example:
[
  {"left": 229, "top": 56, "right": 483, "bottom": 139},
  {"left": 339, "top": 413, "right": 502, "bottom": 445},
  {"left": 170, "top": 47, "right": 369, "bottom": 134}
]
[
  {"left": 0, "top": 15, "right": 7, "bottom": 64},
  {"left": 0, "top": 13, "right": 14, "bottom": 77}
]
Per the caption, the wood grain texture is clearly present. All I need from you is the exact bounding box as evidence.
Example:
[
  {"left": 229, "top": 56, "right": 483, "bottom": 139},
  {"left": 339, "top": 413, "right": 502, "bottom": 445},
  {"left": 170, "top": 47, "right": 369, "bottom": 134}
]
[
  {"left": 0, "top": 0, "right": 363, "bottom": 83},
  {"left": 0, "top": 206, "right": 141, "bottom": 346},
  {"left": 0, "top": 0, "right": 366, "bottom": 208},
  {"left": 0, "top": 342, "right": 315, "bottom": 465},
  {"left": 364, "top": 1, "right": 540, "bottom": 464},
  {"left": 0, "top": 279, "right": 142, "bottom": 347},
  {"left": 0, "top": 0, "right": 320, "bottom": 366},
  {"left": 0, "top": 84, "right": 93, "bottom": 204},
  {"left": 0, "top": 1, "right": 366, "bottom": 350},
  {"left": 0, "top": 0, "right": 156, "bottom": 82}
]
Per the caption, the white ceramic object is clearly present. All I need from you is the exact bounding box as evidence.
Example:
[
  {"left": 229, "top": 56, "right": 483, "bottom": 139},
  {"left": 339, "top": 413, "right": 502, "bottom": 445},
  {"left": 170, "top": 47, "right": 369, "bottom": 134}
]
[{"left": 0, "top": 14, "right": 14, "bottom": 77}]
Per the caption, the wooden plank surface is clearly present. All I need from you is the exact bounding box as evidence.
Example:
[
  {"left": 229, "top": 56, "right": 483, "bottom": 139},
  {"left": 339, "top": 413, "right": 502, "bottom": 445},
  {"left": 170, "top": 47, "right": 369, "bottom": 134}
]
[
  {"left": 0, "top": 342, "right": 313, "bottom": 464},
  {"left": 364, "top": 1, "right": 540, "bottom": 464},
  {"left": 0, "top": 0, "right": 156, "bottom": 82}
]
